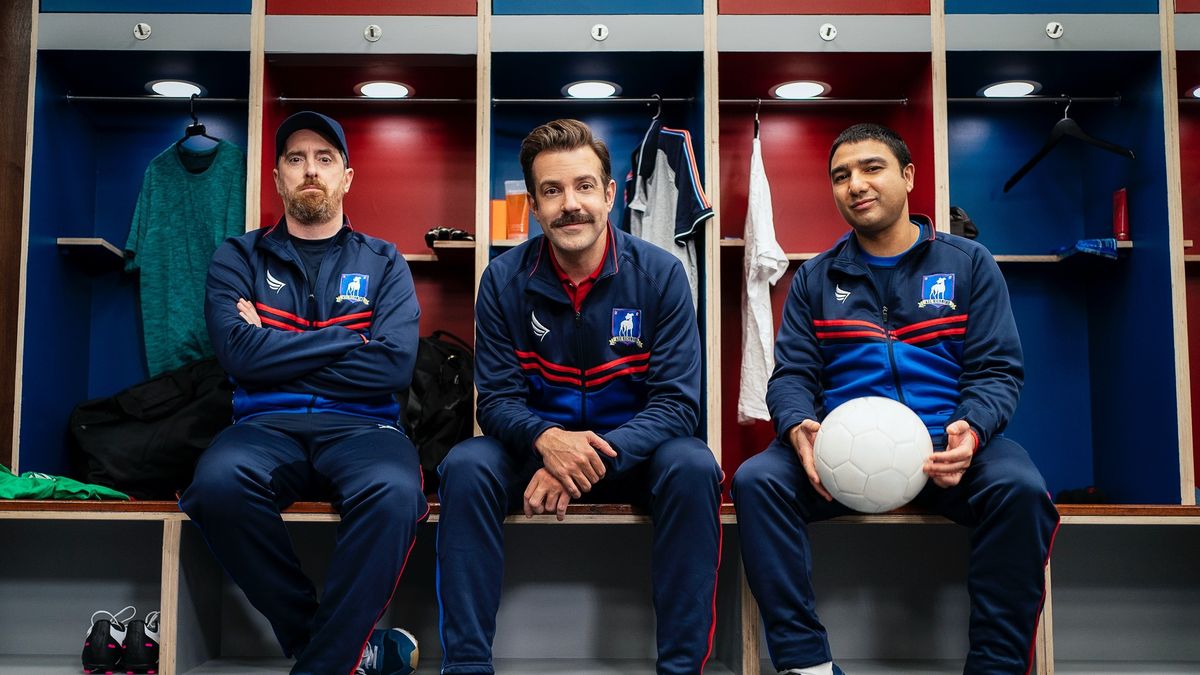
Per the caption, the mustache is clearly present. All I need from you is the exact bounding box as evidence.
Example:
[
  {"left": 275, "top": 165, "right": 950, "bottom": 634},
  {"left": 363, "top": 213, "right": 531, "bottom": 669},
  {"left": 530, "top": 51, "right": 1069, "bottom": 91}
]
[
  {"left": 294, "top": 181, "right": 327, "bottom": 195},
  {"left": 550, "top": 212, "right": 594, "bottom": 228}
]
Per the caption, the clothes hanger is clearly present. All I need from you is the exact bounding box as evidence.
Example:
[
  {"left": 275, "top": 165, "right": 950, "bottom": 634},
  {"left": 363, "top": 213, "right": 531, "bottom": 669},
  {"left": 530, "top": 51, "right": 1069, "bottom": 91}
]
[
  {"left": 176, "top": 93, "right": 220, "bottom": 149},
  {"left": 651, "top": 93, "right": 663, "bottom": 121},
  {"left": 1003, "top": 97, "right": 1135, "bottom": 193},
  {"left": 754, "top": 98, "right": 761, "bottom": 139}
]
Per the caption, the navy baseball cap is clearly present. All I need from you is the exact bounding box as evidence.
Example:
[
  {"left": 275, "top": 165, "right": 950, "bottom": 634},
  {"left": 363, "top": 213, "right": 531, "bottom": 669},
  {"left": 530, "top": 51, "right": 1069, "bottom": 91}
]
[{"left": 275, "top": 111, "right": 349, "bottom": 165}]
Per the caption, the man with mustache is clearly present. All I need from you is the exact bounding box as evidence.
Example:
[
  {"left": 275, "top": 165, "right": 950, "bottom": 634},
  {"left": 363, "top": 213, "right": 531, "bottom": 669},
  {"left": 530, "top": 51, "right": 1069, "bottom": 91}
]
[
  {"left": 436, "top": 119, "right": 722, "bottom": 674},
  {"left": 182, "top": 112, "right": 424, "bottom": 675}
]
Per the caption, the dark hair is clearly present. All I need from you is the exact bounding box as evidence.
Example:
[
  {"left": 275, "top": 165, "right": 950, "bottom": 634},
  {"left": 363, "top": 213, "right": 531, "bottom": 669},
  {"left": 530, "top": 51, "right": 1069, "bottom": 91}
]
[
  {"left": 519, "top": 119, "right": 613, "bottom": 196},
  {"left": 828, "top": 123, "right": 912, "bottom": 172}
]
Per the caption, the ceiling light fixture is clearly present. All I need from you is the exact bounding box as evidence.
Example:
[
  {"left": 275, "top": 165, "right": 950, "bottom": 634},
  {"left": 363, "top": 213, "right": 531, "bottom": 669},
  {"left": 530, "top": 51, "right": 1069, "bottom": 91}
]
[
  {"left": 146, "top": 79, "right": 204, "bottom": 98},
  {"left": 770, "top": 80, "right": 830, "bottom": 100},
  {"left": 356, "top": 81, "right": 412, "bottom": 98},
  {"left": 563, "top": 80, "right": 620, "bottom": 99},
  {"left": 979, "top": 80, "right": 1041, "bottom": 98}
]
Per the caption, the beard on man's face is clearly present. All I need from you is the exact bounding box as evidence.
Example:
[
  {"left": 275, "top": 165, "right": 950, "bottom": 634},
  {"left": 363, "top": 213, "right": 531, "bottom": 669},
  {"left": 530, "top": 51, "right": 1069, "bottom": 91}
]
[{"left": 284, "top": 181, "right": 341, "bottom": 225}]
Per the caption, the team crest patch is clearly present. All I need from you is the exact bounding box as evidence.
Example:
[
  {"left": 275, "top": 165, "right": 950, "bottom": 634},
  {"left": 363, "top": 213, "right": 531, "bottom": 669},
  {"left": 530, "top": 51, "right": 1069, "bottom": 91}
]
[
  {"left": 918, "top": 274, "right": 956, "bottom": 310},
  {"left": 336, "top": 273, "right": 371, "bottom": 305},
  {"left": 610, "top": 308, "right": 644, "bottom": 348}
]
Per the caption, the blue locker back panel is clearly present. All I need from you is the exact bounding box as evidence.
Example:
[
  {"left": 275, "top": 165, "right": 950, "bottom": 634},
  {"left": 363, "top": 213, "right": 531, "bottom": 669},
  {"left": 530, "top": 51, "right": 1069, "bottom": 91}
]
[
  {"left": 945, "top": 1, "right": 1157, "bottom": 13},
  {"left": 22, "top": 51, "right": 249, "bottom": 476},
  {"left": 948, "top": 51, "right": 1177, "bottom": 502},
  {"left": 1002, "top": 266, "right": 1095, "bottom": 499},
  {"left": 493, "top": 0, "right": 701, "bottom": 14},
  {"left": 42, "top": 0, "right": 251, "bottom": 12}
]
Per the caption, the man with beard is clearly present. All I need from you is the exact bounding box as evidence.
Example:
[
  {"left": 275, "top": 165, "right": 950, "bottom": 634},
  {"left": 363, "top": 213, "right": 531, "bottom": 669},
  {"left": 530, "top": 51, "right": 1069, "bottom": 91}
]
[
  {"left": 182, "top": 112, "right": 425, "bottom": 675},
  {"left": 435, "top": 119, "right": 722, "bottom": 675}
]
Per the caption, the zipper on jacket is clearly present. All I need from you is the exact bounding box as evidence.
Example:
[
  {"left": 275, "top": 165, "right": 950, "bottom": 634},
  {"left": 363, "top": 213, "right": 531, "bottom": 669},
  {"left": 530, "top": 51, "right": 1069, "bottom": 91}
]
[
  {"left": 576, "top": 310, "right": 587, "bottom": 424},
  {"left": 881, "top": 305, "right": 907, "bottom": 406}
]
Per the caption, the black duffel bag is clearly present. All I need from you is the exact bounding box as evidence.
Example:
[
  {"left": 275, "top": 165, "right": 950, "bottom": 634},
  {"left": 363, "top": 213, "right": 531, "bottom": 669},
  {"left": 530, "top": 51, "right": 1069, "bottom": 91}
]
[
  {"left": 405, "top": 330, "right": 474, "bottom": 489},
  {"left": 68, "top": 358, "right": 233, "bottom": 499}
]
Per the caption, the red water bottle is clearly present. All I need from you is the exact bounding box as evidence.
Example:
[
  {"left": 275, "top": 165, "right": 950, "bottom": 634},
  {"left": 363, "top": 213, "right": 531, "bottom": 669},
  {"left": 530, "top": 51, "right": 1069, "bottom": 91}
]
[{"left": 1113, "top": 188, "right": 1129, "bottom": 241}]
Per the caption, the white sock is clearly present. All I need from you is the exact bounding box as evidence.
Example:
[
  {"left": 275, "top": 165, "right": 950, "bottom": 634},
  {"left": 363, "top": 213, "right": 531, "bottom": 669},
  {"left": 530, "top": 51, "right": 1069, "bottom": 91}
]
[{"left": 782, "top": 663, "right": 833, "bottom": 675}]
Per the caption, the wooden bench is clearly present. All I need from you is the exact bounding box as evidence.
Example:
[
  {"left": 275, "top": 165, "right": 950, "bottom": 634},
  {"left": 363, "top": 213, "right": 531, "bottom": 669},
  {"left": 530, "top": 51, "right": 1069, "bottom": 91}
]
[{"left": 2, "top": 499, "right": 1198, "bottom": 675}]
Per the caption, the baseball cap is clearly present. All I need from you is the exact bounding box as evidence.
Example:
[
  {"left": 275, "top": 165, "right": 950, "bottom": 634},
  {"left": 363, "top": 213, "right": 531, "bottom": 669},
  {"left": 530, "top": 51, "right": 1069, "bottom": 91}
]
[{"left": 275, "top": 111, "right": 349, "bottom": 165}]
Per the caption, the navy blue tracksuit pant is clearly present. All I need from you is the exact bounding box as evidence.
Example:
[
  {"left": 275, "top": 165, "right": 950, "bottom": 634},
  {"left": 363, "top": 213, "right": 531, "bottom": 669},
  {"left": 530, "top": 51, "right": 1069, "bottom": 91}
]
[
  {"left": 733, "top": 436, "right": 1059, "bottom": 674},
  {"left": 436, "top": 435, "right": 722, "bottom": 675},
  {"left": 180, "top": 412, "right": 428, "bottom": 675}
]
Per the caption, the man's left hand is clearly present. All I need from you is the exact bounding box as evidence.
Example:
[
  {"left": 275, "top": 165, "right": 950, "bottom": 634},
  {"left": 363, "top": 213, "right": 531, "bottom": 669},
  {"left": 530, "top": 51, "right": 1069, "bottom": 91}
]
[
  {"left": 925, "top": 420, "right": 977, "bottom": 488},
  {"left": 523, "top": 468, "right": 571, "bottom": 521},
  {"left": 237, "top": 298, "right": 262, "bottom": 327}
]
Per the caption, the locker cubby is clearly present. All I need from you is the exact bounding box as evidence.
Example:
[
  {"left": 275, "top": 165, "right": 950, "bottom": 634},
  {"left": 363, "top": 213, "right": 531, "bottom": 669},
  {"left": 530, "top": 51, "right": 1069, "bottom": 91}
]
[
  {"left": 176, "top": 519, "right": 745, "bottom": 674},
  {"left": 1047, "top": 525, "right": 1200, "bottom": 672},
  {"left": 489, "top": 51, "right": 706, "bottom": 246},
  {"left": 22, "top": 48, "right": 250, "bottom": 477},
  {"left": 261, "top": 51, "right": 479, "bottom": 343},
  {"left": 946, "top": 49, "right": 1176, "bottom": 503},
  {"left": 0, "top": 518, "right": 165, "bottom": 672},
  {"left": 716, "top": 49, "right": 936, "bottom": 487}
]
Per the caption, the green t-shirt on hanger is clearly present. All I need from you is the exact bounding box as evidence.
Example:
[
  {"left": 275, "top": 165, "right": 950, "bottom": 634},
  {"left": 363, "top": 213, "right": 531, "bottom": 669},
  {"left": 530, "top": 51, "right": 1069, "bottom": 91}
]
[{"left": 125, "top": 139, "right": 247, "bottom": 377}]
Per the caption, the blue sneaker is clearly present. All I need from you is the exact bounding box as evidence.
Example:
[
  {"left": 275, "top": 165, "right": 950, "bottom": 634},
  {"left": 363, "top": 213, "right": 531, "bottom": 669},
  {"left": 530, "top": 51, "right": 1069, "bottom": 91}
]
[{"left": 355, "top": 628, "right": 419, "bottom": 675}]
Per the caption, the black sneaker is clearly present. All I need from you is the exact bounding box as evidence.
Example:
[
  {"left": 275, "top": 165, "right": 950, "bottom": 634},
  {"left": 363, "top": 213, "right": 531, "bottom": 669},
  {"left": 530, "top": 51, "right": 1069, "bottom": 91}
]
[
  {"left": 121, "top": 611, "right": 159, "bottom": 674},
  {"left": 82, "top": 605, "right": 135, "bottom": 674}
]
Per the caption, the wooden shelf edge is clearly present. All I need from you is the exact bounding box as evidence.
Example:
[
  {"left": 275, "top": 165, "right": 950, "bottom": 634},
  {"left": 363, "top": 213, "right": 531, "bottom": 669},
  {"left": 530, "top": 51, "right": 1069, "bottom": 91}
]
[{"left": 56, "top": 237, "right": 123, "bottom": 258}]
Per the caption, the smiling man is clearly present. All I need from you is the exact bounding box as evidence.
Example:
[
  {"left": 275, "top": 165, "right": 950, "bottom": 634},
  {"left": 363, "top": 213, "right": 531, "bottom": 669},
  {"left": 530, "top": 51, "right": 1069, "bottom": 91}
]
[
  {"left": 732, "top": 123, "right": 1060, "bottom": 675},
  {"left": 182, "top": 111, "right": 424, "bottom": 675},
  {"left": 435, "top": 119, "right": 722, "bottom": 675}
]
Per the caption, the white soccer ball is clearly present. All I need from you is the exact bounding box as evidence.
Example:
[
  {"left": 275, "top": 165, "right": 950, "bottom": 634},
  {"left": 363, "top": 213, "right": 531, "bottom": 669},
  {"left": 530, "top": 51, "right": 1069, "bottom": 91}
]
[{"left": 813, "top": 396, "right": 932, "bottom": 513}]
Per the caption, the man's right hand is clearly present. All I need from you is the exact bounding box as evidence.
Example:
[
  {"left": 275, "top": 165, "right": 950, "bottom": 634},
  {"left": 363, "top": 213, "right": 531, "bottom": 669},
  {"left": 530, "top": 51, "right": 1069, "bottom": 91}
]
[
  {"left": 789, "top": 419, "right": 832, "bottom": 501},
  {"left": 533, "top": 427, "right": 618, "bottom": 498}
]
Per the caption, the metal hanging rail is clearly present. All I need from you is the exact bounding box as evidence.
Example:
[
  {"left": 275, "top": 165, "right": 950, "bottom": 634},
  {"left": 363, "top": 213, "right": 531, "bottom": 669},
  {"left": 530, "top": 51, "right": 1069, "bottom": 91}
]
[
  {"left": 491, "top": 96, "right": 694, "bottom": 105},
  {"left": 277, "top": 96, "right": 474, "bottom": 104},
  {"left": 65, "top": 95, "right": 248, "bottom": 103},
  {"left": 947, "top": 95, "right": 1122, "bottom": 105},
  {"left": 720, "top": 97, "right": 909, "bottom": 106}
]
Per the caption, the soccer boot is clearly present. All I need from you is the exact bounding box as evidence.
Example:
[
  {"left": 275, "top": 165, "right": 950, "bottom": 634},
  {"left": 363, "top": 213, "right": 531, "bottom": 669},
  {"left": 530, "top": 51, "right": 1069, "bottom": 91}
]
[
  {"left": 121, "top": 610, "right": 160, "bottom": 674},
  {"left": 82, "top": 605, "right": 135, "bottom": 674}
]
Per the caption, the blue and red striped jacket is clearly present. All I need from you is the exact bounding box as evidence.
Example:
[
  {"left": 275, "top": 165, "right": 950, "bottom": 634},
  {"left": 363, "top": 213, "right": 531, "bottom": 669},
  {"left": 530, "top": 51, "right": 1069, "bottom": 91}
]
[
  {"left": 768, "top": 218, "right": 1023, "bottom": 450},
  {"left": 475, "top": 225, "right": 701, "bottom": 475},
  {"left": 205, "top": 217, "right": 420, "bottom": 423}
]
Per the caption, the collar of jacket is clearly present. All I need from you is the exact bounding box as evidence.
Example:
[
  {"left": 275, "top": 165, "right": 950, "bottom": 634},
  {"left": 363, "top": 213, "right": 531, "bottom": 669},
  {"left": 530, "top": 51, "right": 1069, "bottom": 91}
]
[
  {"left": 829, "top": 213, "right": 935, "bottom": 278},
  {"left": 525, "top": 223, "right": 622, "bottom": 304},
  {"left": 257, "top": 214, "right": 354, "bottom": 260}
]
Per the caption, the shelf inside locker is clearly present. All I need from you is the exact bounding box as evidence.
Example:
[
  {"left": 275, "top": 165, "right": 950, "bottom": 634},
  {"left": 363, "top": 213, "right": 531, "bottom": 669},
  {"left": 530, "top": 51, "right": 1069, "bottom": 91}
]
[{"left": 56, "top": 237, "right": 125, "bottom": 273}]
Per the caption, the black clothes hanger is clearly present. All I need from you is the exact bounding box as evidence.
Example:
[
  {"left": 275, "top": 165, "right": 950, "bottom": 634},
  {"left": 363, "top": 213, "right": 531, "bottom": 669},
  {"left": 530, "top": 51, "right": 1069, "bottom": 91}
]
[
  {"left": 754, "top": 98, "right": 761, "bottom": 139},
  {"left": 1003, "top": 97, "right": 1135, "bottom": 193},
  {"left": 177, "top": 94, "right": 220, "bottom": 148}
]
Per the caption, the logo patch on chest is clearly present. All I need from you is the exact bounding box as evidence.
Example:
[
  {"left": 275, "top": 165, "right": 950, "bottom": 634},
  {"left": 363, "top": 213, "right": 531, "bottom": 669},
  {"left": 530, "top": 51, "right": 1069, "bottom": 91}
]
[
  {"left": 918, "top": 274, "right": 956, "bottom": 310},
  {"left": 336, "top": 273, "right": 371, "bottom": 305},
  {"left": 610, "top": 308, "right": 643, "bottom": 348}
]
